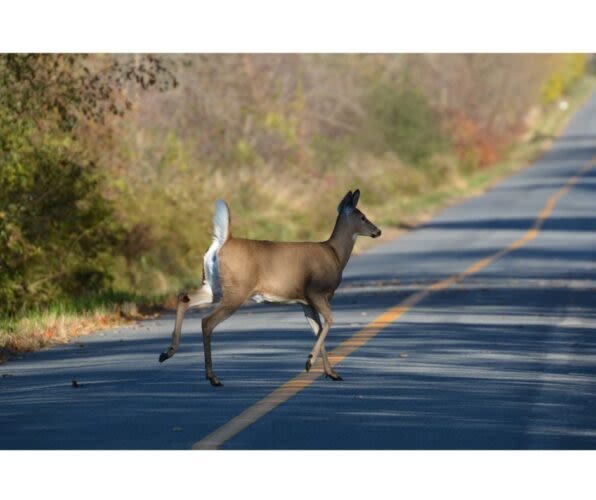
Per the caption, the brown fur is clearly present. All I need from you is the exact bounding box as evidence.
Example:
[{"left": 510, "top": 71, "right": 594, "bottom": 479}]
[{"left": 219, "top": 239, "right": 340, "bottom": 303}]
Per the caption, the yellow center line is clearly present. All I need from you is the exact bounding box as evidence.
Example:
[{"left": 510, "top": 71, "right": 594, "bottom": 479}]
[{"left": 193, "top": 155, "right": 596, "bottom": 450}]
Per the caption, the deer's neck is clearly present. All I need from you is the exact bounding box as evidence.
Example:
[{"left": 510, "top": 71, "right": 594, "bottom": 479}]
[{"left": 327, "top": 215, "right": 356, "bottom": 271}]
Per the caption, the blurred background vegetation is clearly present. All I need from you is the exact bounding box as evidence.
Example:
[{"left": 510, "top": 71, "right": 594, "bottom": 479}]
[{"left": 0, "top": 53, "right": 593, "bottom": 348}]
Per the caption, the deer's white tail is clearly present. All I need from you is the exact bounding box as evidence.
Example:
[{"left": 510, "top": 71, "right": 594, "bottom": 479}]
[
  {"left": 212, "top": 199, "right": 230, "bottom": 246},
  {"left": 203, "top": 199, "right": 230, "bottom": 301}
]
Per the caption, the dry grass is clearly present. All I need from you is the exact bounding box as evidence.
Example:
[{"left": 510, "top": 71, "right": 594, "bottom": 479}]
[
  {"left": 1, "top": 311, "right": 122, "bottom": 356},
  {"left": 0, "top": 298, "right": 160, "bottom": 362}
]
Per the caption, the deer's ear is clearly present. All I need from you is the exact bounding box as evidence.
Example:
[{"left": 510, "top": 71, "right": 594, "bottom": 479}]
[
  {"left": 337, "top": 191, "right": 353, "bottom": 213},
  {"left": 352, "top": 189, "right": 360, "bottom": 208}
]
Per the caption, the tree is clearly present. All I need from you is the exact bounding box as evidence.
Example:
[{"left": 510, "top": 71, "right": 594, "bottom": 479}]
[{"left": 0, "top": 54, "right": 176, "bottom": 315}]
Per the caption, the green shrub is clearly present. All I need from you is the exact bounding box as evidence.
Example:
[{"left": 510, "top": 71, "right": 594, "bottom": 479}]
[{"left": 0, "top": 54, "right": 176, "bottom": 316}]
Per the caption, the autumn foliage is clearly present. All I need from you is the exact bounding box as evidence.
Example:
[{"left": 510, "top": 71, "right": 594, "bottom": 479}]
[{"left": 0, "top": 54, "right": 591, "bottom": 318}]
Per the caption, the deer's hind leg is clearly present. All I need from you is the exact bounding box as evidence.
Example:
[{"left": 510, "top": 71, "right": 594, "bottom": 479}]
[
  {"left": 201, "top": 292, "right": 246, "bottom": 387},
  {"left": 159, "top": 286, "right": 212, "bottom": 363},
  {"left": 302, "top": 304, "right": 342, "bottom": 381}
]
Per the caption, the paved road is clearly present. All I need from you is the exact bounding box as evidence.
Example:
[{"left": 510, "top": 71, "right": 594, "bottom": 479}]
[{"left": 2, "top": 94, "right": 596, "bottom": 449}]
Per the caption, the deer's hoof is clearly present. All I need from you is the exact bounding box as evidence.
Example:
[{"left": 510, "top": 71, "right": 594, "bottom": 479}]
[
  {"left": 326, "top": 372, "right": 343, "bottom": 381},
  {"left": 159, "top": 348, "right": 174, "bottom": 363},
  {"left": 305, "top": 355, "right": 313, "bottom": 372},
  {"left": 208, "top": 375, "right": 223, "bottom": 387}
]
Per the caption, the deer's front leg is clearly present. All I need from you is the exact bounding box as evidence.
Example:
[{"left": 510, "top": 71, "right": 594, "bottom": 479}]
[
  {"left": 305, "top": 297, "right": 333, "bottom": 374},
  {"left": 302, "top": 304, "right": 342, "bottom": 380}
]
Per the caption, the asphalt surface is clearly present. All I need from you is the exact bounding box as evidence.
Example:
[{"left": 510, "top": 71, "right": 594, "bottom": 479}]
[{"left": 1, "top": 94, "right": 596, "bottom": 449}]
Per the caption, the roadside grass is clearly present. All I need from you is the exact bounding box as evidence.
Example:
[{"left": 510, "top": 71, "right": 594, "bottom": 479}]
[
  {"left": 1, "top": 75, "right": 594, "bottom": 362},
  {"left": 0, "top": 292, "right": 164, "bottom": 362}
]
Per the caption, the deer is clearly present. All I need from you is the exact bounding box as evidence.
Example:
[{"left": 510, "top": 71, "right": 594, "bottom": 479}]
[{"left": 158, "top": 189, "right": 381, "bottom": 386}]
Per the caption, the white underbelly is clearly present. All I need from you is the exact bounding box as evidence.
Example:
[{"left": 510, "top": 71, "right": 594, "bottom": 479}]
[{"left": 251, "top": 293, "right": 307, "bottom": 305}]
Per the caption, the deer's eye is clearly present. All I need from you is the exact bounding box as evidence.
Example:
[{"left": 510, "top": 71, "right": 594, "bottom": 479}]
[{"left": 360, "top": 215, "right": 365, "bottom": 221}]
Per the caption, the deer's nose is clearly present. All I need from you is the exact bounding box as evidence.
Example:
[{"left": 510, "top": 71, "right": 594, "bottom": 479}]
[{"left": 372, "top": 229, "right": 382, "bottom": 238}]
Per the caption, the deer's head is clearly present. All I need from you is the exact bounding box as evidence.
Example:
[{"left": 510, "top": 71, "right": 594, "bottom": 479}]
[{"left": 337, "top": 189, "right": 382, "bottom": 239}]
